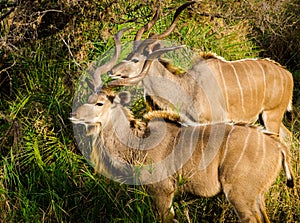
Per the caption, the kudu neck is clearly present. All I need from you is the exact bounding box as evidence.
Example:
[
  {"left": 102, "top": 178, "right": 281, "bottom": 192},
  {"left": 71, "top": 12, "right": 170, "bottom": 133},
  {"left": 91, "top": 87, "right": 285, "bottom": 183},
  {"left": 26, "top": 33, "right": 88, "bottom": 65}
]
[{"left": 100, "top": 104, "right": 147, "bottom": 151}]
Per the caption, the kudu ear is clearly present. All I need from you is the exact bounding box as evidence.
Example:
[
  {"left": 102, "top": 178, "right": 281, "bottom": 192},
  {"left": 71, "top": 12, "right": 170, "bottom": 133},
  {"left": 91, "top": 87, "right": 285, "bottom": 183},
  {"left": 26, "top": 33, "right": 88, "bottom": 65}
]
[
  {"left": 114, "top": 91, "right": 131, "bottom": 106},
  {"left": 146, "top": 39, "right": 163, "bottom": 55},
  {"left": 87, "top": 93, "right": 99, "bottom": 104}
]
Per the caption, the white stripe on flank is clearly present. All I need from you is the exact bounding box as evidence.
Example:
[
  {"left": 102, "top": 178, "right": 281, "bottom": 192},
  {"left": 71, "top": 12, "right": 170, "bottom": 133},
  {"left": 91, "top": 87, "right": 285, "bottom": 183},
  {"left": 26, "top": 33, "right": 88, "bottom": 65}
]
[
  {"left": 258, "top": 133, "right": 266, "bottom": 171},
  {"left": 241, "top": 62, "right": 254, "bottom": 106},
  {"left": 246, "top": 61, "right": 260, "bottom": 110},
  {"left": 277, "top": 68, "right": 284, "bottom": 105},
  {"left": 233, "top": 127, "right": 250, "bottom": 171},
  {"left": 242, "top": 61, "right": 261, "bottom": 112},
  {"left": 271, "top": 66, "right": 277, "bottom": 102},
  {"left": 200, "top": 125, "right": 207, "bottom": 172},
  {"left": 254, "top": 60, "right": 266, "bottom": 104},
  {"left": 218, "top": 60, "right": 229, "bottom": 111},
  {"left": 201, "top": 124, "right": 206, "bottom": 153},
  {"left": 230, "top": 62, "right": 245, "bottom": 113},
  {"left": 220, "top": 125, "right": 235, "bottom": 167}
]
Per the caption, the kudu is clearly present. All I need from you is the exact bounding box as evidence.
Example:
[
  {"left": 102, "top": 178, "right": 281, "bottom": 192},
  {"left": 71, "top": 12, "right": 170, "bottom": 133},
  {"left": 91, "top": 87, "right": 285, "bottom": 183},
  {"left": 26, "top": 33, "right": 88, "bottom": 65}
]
[
  {"left": 107, "top": 2, "right": 294, "bottom": 144},
  {"left": 71, "top": 24, "right": 294, "bottom": 220},
  {"left": 70, "top": 88, "right": 294, "bottom": 223}
]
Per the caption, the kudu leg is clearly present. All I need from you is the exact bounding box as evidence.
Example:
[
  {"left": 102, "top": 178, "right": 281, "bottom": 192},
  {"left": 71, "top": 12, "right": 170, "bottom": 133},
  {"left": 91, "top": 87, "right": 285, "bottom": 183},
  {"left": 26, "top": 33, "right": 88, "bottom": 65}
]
[
  {"left": 148, "top": 180, "right": 177, "bottom": 223},
  {"left": 224, "top": 189, "right": 270, "bottom": 223},
  {"left": 153, "top": 192, "right": 176, "bottom": 222},
  {"left": 261, "top": 110, "right": 282, "bottom": 134},
  {"left": 279, "top": 122, "right": 292, "bottom": 146},
  {"left": 262, "top": 110, "right": 292, "bottom": 146}
]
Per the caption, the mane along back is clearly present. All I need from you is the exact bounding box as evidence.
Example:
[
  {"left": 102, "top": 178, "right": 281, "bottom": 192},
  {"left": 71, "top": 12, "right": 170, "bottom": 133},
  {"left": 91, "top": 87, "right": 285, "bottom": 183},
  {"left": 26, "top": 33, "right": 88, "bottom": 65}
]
[
  {"left": 144, "top": 110, "right": 181, "bottom": 123},
  {"left": 118, "top": 106, "right": 181, "bottom": 137},
  {"left": 119, "top": 106, "right": 147, "bottom": 137},
  {"left": 198, "top": 51, "right": 222, "bottom": 60},
  {"left": 196, "top": 51, "right": 285, "bottom": 68},
  {"left": 158, "top": 58, "right": 186, "bottom": 75}
]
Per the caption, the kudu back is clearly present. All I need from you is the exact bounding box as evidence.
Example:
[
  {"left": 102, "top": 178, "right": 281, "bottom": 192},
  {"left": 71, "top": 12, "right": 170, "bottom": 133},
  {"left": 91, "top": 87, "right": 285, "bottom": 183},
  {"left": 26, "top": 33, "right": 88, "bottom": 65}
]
[
  {"left": 71, "top": 89, "right": 294, "bottom": 223},
  {"left": 107, "top": 2, "right": 294, "bottom": 144}
]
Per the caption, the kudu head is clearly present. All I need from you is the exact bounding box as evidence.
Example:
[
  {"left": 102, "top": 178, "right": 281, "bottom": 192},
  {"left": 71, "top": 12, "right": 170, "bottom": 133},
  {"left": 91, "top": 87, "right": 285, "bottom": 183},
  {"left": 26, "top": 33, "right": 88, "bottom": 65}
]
[
  {"left": 70, "top": 91, "right": 131, "bottom": 129},
  {"left": 107, "top": 1, "right": 195, "bottom": 86}
]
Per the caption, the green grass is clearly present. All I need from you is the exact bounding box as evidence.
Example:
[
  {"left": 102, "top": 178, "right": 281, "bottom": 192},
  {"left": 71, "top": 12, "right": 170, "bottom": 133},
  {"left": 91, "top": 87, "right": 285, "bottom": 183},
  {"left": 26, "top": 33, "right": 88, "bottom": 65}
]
[{"left": 0, "top": 0, "right": 299, "bottom": 222}]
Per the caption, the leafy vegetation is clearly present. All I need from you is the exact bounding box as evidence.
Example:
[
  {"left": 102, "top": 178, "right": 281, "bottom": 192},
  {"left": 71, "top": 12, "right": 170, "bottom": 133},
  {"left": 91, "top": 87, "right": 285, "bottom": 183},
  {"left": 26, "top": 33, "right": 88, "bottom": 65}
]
[{"left": 1, "top": 0, "right": 299, "bottom": 222}]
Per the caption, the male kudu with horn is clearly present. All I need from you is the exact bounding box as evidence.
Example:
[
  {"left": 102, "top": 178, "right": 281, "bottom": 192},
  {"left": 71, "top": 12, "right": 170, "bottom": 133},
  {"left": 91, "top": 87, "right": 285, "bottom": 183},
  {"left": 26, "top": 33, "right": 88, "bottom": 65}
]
[{"left": 107, "top": 1, "right": 294, "bottom": 145}]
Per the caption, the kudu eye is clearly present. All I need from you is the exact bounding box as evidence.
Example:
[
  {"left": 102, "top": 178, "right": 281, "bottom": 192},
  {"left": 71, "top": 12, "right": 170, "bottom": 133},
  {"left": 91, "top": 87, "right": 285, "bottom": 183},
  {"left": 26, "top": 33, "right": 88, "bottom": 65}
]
[
  {"left": 132, "top": 58, "right": 139, "bottom": 63},
  {"left": 96, "top": 102, "right": 104, "bottom": 106}
]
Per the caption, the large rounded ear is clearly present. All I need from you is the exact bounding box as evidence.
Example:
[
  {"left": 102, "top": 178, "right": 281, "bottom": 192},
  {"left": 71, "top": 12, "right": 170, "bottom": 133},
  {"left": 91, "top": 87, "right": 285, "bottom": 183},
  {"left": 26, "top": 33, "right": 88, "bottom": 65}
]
[
  {"left": 114, "top": 91, "right": 131, "bottom": 105},
  {"left": 87, "top": 93, "right": 99, "bottom": 104}
]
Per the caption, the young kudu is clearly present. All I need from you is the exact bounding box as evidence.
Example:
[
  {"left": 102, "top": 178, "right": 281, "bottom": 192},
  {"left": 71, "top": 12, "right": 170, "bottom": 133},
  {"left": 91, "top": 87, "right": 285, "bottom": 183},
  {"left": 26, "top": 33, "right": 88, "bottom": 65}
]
[
  {"left": 107, "top": 2, "right": 294, "bottom": 145},
  {"left": 71, "top": 89, "right": 294, "bottom": 223}
]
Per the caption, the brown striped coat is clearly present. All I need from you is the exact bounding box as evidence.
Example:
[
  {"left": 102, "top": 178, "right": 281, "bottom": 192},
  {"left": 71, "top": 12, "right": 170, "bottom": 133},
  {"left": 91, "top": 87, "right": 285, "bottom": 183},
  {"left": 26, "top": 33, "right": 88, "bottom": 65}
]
[
  {"left": 109, "top": 52, "right": 294, "bottom": 143},
  {"left": 70, "top": 91, "right": 294, "bottom": 223}
]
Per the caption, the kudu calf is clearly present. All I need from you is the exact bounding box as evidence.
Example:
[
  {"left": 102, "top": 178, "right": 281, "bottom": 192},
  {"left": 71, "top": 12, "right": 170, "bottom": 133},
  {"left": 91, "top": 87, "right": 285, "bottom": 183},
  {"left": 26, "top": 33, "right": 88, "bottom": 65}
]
[
  {"left": 70, "top": 89, "right": 294, "bottom": 223},
  {"left": 107, "top": 2, "right": 294, "bottom": 144}
]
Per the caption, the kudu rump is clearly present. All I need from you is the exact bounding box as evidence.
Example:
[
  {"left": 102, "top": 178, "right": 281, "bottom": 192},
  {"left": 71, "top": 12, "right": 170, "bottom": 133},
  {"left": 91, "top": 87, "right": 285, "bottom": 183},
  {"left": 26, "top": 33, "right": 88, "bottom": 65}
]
[
  {"left": 107, "top": 1, "right": 294, "bottom": 144},
  {"left": 70, "top": 3, "right": 295, "bottom": 220}
]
